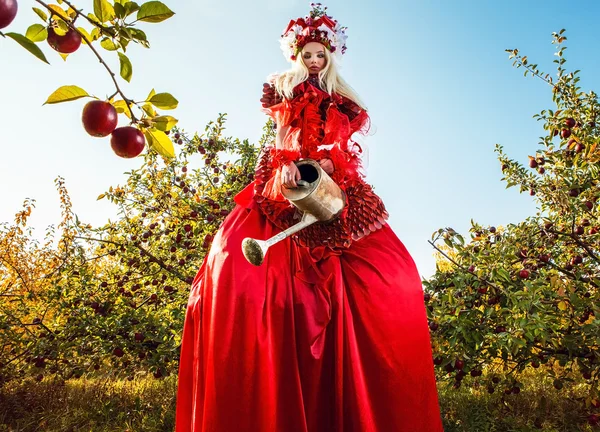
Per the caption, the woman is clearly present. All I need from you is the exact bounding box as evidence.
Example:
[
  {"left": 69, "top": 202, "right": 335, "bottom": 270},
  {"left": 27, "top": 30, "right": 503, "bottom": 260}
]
[{"left": 175, "top": 4, "right": 443, "bottom": 431}]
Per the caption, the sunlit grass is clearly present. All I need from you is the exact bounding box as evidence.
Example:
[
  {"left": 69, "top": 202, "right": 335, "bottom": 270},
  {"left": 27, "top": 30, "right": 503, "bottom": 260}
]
[{"left": 0, "top": 367, "right": 597, "bottom": 431}]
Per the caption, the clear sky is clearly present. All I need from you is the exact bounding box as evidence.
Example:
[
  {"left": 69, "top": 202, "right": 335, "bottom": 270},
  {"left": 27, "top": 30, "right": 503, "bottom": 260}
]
[{"left": 2, "top": 0, "right": 600, "bottom": 278}]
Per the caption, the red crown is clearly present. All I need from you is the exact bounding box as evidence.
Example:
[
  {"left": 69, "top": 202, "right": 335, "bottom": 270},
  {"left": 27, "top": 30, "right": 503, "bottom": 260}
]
[{"left": 280, "top": 3, "right": 348, "bottom": 62}]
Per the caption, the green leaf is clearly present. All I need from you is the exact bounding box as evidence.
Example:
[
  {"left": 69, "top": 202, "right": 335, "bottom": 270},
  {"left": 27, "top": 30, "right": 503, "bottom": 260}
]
[
  {"left": 25, "top": 24, "right": 48, "bottom": 42},
  {"left": 100, "top": 37, "right": 119, "bottom": 51},
  {"left": 129, "top": 28, "right": 147, "bottom": 42},
  {"left": 94, "top": 0, "right": 116, "bottom": 23},
  {"left": 148, "top": 92, "right": 178, "bottom": 110},
  {"left": 114, "top": 2, "right": 126, "bottom": 19},
  {"left": 118, "top": 52, "right": 133, "bottom": 82},
  {"left": 124, "top": 1, "right": 140, "bottom": 16},
  {"left": 153, "top": 115, "right": 178, "bottom": 131},
  {"left": 32, "top": 7, "right": 48, "bottom": 22},
  {"left": 44, "top": 85, "right": 90, "bottom": 105},
  {"left": 5, "top": 33, "right": 50, "bottom": 64},
  {"left": 144, "top": 129, "right": 175, "bottom": 158},
  {"left": 136, "top": 1, "right": 175, "bottom": 23}
]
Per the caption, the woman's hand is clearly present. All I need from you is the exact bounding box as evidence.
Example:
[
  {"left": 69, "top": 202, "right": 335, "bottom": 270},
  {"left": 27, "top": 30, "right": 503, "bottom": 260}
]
[
  {"left": 260, "top": 83, "right": 282, "bottom": 108},
  {"left": 319, "top": 158, "right": 334, "bottom": 175},
  {"left": 281, "top": 162, "right": 301, "bottom": 188}
]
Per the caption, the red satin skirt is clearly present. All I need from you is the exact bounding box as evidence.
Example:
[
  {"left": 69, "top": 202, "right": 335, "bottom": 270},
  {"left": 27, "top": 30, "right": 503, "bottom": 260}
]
[{"left": 175, "top": 187, "right": 443, "bottom": 432}]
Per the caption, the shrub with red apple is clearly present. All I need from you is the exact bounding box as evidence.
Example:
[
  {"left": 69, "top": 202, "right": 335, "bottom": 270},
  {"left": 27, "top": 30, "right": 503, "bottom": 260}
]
[
  {"left": 0, "top": 114, "right": 268, "bottom": 385},
  {"left": 424, "top": 30, "right": 600, "bottom": 426},
  {"left": 1, "top": 0, "right": 177, "bottom": 159}
]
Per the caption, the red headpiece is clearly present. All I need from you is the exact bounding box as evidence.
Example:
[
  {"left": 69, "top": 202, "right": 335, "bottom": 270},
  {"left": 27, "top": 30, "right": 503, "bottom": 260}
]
[{"left": 280, "top": 3, "right": 348, "bottom": 63}]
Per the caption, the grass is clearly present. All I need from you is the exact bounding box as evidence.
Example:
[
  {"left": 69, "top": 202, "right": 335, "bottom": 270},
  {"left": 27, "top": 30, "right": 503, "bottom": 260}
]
[{"left": 0, "top": 367, "right": 598, "bottom": 431}]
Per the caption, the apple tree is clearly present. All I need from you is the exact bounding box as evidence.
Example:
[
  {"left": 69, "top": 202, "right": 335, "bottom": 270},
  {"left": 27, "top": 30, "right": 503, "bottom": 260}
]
[
  {"left": 424, "top": 30, "right": 600, "bottom": 426},
  {"left": 0, "top": 0, "right": 179, "bottom": 159}
]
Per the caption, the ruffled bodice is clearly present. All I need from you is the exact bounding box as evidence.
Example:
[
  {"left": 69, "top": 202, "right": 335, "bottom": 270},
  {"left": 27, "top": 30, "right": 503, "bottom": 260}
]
[{"left": 235, "top": 78, "right": 389, "bottom": 250}]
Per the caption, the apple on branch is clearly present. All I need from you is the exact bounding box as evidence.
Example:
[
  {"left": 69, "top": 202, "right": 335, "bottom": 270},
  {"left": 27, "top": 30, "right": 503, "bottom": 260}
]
[
  {"left": 0, "top": 0, "right": 18, "bottom": 29},
  {"left": 82, "top": 101, "right": 118, "bottom": 137},
  {"left": 47, "top": 27, "right": 82, "bottom": 54},
  {"left": 110, "top": 126, "right": 146, "bottom": 158}
]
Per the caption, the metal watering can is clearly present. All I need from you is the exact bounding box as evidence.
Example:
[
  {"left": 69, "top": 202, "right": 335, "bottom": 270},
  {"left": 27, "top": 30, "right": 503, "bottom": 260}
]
[{"left": 241, "top": 159, "right": 345, "bottom": 266}]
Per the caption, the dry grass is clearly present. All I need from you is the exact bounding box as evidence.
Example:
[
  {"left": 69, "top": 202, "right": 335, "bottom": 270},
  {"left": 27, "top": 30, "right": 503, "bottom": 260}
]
[{"left": 0, "top": 367, "right": 598, "bottom": 431}]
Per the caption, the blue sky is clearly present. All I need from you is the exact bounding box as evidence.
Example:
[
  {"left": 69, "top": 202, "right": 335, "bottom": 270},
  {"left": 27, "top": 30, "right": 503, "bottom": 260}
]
[{"left": 1, "top": 0, "right": 600, "bottom": 278}]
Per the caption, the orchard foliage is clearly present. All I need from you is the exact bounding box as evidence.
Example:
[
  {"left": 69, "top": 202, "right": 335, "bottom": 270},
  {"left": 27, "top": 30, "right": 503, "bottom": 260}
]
[
  {"left": 425, "top": 30, "right": 600, "bottom": 425},
  {"left": 0, "top": 116, "right": 271, "bottom": 384}
]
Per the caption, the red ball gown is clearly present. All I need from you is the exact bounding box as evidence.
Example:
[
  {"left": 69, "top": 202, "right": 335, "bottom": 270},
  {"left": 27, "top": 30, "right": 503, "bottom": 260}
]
[{"left": 175, "top": 76, "right": 444, "bottom": 431}]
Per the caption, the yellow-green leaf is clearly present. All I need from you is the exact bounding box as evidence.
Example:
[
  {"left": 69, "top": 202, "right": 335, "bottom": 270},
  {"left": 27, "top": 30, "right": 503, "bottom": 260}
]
[
  {"left": 148, "top": 92, "right": 178, "bottom": 110},
  {"left": 59, "top": 52, "right": 69, "bottom": 61},
  {"left": 146, "top": 88, "right": 156, "bottom": 101},
  {"left": 47, "top": 4, "right": 70, "bottom": 21},
  {"left": 100, "top": 37, "right": 119, "bottom": 51},
  {"left": 144, "top": 129, "right": 175, "bottom": 158},
  {"left": 142, "top": 103, "right": 156, "bottom": 117},
  {"left": 55, "top": 19, "right": 69, "bottom": 34},
  {"left": 136, "top": 1, "right": 174, "bottom": 23},
  {"left": 112, "top": 100, "right": 131, "bottom": 118},
  {"left": 44, "top": 85, "right": 90, "bottom": 105},
  {"left": 5, "top": 33, "right": 50, "bottom": 64},
  {"left": 90, "top": 27, "right": 101, "bottom": 41},
  {"left": 558, "top": 301, "right": 567, "bottom": 311},
  {"left": 32, "top": 7, "right": 48, "bottom": 22},
  {"left": 25, "top": 24, "right": 47, "bottom": 42},
  {"left": 67, "top": 7, "right": 77, "bottom": 19},
  {"left": 87, "top": 13, "right": 102, "bottom": 25},
  {"left": 118, "top": 52, "right": 133, "bottom": 82},
  {"left": 153, "top": 115, "right": 178, "bottom": 131},
  {"left": 97, "top": 193, "right": 106, "bottom": 200},
  {"left": 77, "top": 27, "right": 93, "bottom": 44},
  {"left": 94, "top": 0, "right": 116, "bottom": 23}
]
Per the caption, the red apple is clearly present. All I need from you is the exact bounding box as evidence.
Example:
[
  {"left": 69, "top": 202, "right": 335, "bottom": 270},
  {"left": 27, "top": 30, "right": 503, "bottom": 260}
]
[
  {"left": 528, "top": 157, "right": 538, "bottom": 168},
  {"left": 0, "top": 0, "right": 18, "bottom": 29},
  {"left": 113, "top": 347, "right": 124, "bottom": 357},
  {"left": 561, "top": 129, "right": 571, "bottom": 139},
  {"left": 134, "top": 332, "right": 144, "bottom": 342},
  {"left": 589, "top": 414, "right": 599, "bottom": 426},
  {"left": 565, "top": 117, "right": 576, "bottom": 128},
  {"left": 110, "top": 126, "right": 145, "bottom": 158},
  {"left": 519, "top": 269, "right": 530, "bottom": 279},
  {"left": 47, "top": 27, "right": 82, "bottom": 54},
  {"left": 575, "top": 142, "right": 585, "bottom": 153},
  {"left": 82, "top": 100, "right": 118, "bottom": 137}
]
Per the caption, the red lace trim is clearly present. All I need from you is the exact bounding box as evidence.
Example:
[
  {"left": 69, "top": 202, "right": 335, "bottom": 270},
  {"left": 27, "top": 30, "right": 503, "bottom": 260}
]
[{"left": 269, "top": 149, "right": 301, "bottom": 168}]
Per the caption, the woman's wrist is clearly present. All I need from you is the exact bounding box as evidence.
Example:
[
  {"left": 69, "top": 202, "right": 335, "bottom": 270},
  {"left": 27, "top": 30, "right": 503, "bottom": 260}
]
[{"left": 270, "top": 148, "right": 301, "bottom": 168}]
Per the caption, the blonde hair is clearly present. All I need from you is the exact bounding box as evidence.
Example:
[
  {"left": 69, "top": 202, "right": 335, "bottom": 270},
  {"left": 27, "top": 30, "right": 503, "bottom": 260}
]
[{"left": 270, "top": 46, "right": 367, "bottom": 110}]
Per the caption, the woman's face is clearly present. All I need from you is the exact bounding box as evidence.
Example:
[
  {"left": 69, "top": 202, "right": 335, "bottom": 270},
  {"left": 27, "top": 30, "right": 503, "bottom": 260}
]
[{"left": 302, "top": 42, "right": 327, "bottom": 74}]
